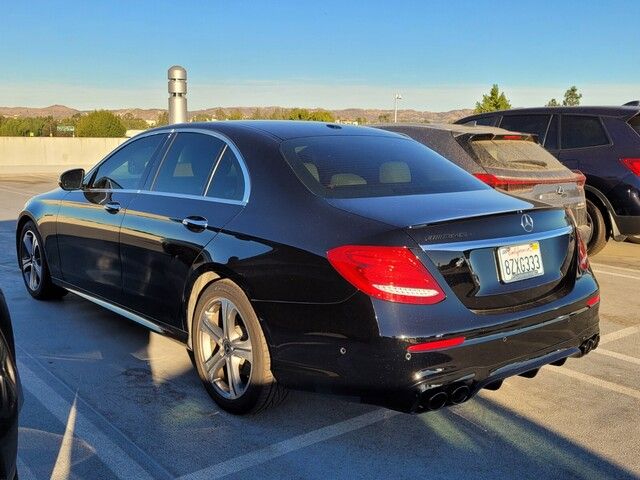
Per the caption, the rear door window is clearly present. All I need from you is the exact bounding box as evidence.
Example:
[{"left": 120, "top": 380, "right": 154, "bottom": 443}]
[
  {"left": 561, "top": 115, "right": 609, "bottom": 149},
  {"left": 463, "top": 116, "right": 498, "bottom": 127},
  {"left": 280, "top": 135, "right": 486, "bottom": 198},
  {"left": 499, "top": 115, "right": 551, "bottom": 143},
  {"left": 206, "top": 147, "right": 246, "bottom": 201},
  {"left": 152, "top": 132, "right": 225, "bottom": 195}
]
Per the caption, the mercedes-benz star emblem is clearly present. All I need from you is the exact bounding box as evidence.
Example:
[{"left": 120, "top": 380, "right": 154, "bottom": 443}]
[{"left": 521, "top": 214, "right": 534, "bottom": 232}]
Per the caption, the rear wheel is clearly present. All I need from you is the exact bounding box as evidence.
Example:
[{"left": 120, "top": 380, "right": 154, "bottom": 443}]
[
  {"left": 19, "top": 221, "right": 66, "bottom": 300},
  {"left": 585, "top": 199, "right": 608, "bottom": 256},
  {"left": 192, "top": 280, "right": 286, "bottom": 414}
]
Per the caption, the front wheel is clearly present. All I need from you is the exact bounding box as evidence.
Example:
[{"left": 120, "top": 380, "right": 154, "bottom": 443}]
[
  {"left": 18, "top": 221, "right": 66, "bottom": 300},
  {"left": 192, "top": 280, "right": 287, "bottom": 414}
]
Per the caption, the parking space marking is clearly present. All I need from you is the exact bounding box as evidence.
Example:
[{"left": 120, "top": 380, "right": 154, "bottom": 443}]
[
  {"left": 16, "top": 456, "right": 37, "bottom": 480},
  {"left": 592, "top": 269, "right": 640, "bottom": 281},
  {"left": 593, "top": 348, "right": 640, "bottom": 366},
  {"left": 551, "top": 367, "right": 640, "bottom": 401},
  {"left": 19, "top": 362, "right": 156, "bottom": 480},
  {"left": 599, "top": 325, "right": 640, "bottom": 346},
  {"left": 50, "top": 396, "right": 78, "bottom": 480},
  {"left": 178, "top": 408, "right": 401, "bottom": 480},
  {"left": 591, "top": 263, "right": 640, "bottom": 274}
]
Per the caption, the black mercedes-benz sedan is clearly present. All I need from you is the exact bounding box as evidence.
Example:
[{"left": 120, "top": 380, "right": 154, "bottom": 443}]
[{"left": 16, "top": 121, "right": 600, "bottom": 414}]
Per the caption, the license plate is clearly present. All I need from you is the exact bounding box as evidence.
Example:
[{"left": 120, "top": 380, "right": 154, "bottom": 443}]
[{"left": 497, "top": 242, "right": 544, "bottom": 283}]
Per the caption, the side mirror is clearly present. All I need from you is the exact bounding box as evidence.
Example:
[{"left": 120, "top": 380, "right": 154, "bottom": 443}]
[{"left": 59, "top": 168, "right": 85, "bottom": 191}]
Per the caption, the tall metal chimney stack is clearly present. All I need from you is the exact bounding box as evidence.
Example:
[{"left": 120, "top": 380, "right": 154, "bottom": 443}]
[{"left": 168, "top": 65, "right": 187, "bottom": 124}]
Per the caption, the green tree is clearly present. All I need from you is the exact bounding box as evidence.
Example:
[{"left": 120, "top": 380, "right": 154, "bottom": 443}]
[
  {"left": 76, "top": 111, "right": 126, "bottom": 137},
  {"left": 562, "top": 86, "right": 582, "bottom": 106},
  {"left": 213, "top": 108, "right": 227, "bottom": 120},
  {"left": 308, "top": 109, "right": 335, "bottom": 122},
  {"left": 227, "top": 109, "right": 243, "bottom": 120},
  {"left": 269, "top": 108, "right": 287, "bottom": 120},
  {"left": 377, "top": 113, "right": 391, "bottom": 123},
  {"left": 474, "top": 84, "right": 512, "bottom": 113},
  {"left": 120, "top": 113, "right": 149, "bottom": 130},
  {"left": 190, "top": 113, "right": 211, "bottom": 122},
  {"left": 355, "top": 116, "right": 367, "bottom": 125},
  {"left": 155, "top": 111, "right": 169, "bottom": 126},
  {"left": 250, "top": 108, "right": 265, "bottom": 119},
  {"left": 546, "top": 98, "right": 560, "bottom": 107}
]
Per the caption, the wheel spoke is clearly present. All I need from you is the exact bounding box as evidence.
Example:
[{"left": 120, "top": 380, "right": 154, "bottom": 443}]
[
  {"left": 220, "top": 299, "right": 234, "bottom": 339},
  {"left": 33, "top": 261, "right": 42, "bottom": 278},
  {"left": 232, "top": 339, "right": 252, "bottom": 363},
  {"left": 226, "top": 356, "right": 242, "bottom": 397},
  {"left": 29, "top": 265, "right": 38, "bottom": 290},
  {"left": 201, "top": 310, "right": 223, "bottom": 345},
  {"left": 23, "top": 234, "right": 33, "bottom": 257},
  {"left": 204, "top": 353, "right": 226, "bottom": 381},
  {"left": 21, "top": 258, "right": 32, "bottom": 272}
]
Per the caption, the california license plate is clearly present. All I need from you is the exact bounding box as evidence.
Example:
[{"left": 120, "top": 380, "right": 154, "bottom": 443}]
[{"left": 497, "top": 242, "right": 544, "bottom": 283}]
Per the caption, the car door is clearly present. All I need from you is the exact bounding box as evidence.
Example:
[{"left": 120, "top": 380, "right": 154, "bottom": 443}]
[
  {"left": 119, "top": 131, "right": 248, "bottom": 329},
  {"left": 558, "top": 115, "right": 613, "bottom": 182},
  {"left": 56, "top": 133, "right": 169, "bottom": 302}
]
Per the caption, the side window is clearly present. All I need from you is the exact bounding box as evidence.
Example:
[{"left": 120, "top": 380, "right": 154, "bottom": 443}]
[
  {"left": 561, "top": 115, "right": 609, "bottom": 149},
  {"left": 90, "top": 134, "right": 166, "bottom": 190},
  {"left": 499, "top": 115, "right": 551, "bottom": 143},
  {"left": 206, "top": 147, "right": 246, "bottom": 201},
  {"left": 153, "top": 133, "right": 225, "bottom": 195},
  {"left": 544, "top": 115, "right": 559, "bottom": 150},
  {"left": 474, "top": 116, "right": 499, "bottom": 127}
]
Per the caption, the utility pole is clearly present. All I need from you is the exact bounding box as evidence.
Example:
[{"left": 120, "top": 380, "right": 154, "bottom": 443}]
[
  {"left": 394, "top": 93, "right": 402, "bottom": 123},
  {"left": 168, "top": 65, "right": 187, "bottom": 124}
]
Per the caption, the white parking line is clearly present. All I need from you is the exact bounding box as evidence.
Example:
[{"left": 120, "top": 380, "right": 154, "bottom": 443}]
[
  {"left": 599, "top": 325, "right": 640, "bottom": 345},
  {"left": 178, "top": 408, "right": 401, "bottom": 480},
  {"left": 592, "top": 269, "right": 640, "bottom": 281},
  {"left": 550, "top": 367, "right": 640, "bottom": 401},
  {"left": 593, "top": 348, "right": 640, "bottom": 366},
  {"left": 19, "top": 362, "right": 156, "bottom": 480},
  {"left": 591, "top": 263, "right": 640, "bottom": 274}
]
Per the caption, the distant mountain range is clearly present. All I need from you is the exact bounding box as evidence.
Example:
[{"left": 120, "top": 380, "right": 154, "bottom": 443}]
[{"left": 0, "top": 104, "right": 474, "bottom": 124}]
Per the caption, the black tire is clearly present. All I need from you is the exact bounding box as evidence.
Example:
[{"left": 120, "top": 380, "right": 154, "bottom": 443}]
[
  {"left": 191, "top": 279, "right": 287, "bottom": 414},
  {"left": 626, "top": 235, "right": 640, "bottom": 245},
  {"left": 585, "top": 199, "right": 608, "bottom": 256},
  {"left": 18, "top": 221, "right": 67, "bottom": 300}
]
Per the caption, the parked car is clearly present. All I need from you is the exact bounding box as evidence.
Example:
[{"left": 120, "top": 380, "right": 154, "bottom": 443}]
[
  {"left": 0, "top": 289, "right": 21, "bottom": 480},
  {"left": 375, "top": 123, "right": 589, "bottom": 241},
  {"left": 456, "top": 103, "right": 640, "bottom": 255},
  {"left": 17, "top": 121, "right": 600, "bottom": 414}
]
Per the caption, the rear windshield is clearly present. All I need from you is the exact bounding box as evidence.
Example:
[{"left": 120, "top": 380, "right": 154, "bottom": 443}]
[
  {"left": 280, "top": 135, "right": 486, "bottom": 198},
  {"left": 466, "top": 139, "right": 567, "bottom": 172}
]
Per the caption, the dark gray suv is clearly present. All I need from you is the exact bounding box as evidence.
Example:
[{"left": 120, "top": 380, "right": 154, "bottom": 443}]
[{"left": 457, "top": 103, "right": 640, "bottom": 254}]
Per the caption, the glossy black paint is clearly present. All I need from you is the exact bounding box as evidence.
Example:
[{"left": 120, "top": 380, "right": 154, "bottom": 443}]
[
  {"left": 0, "top": 289, "right": 20, "bottom": 480},
  {"left": 457, "top": 106, "right": 640, "bottom": 236},
  {"left": 17, "top": 121, "right": 600, "bottom": 412}
]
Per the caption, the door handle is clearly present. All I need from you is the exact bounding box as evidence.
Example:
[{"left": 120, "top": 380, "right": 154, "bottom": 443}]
[
  {"left": 104, "top": 201, "right": 121, "bottom": 213},
  {"left": 182, "top": 216, "right": 208, "bottom": 231}
]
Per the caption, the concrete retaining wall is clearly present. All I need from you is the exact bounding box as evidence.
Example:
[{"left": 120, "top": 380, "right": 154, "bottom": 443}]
[{"left": 0, "top": 137, "right": 127, "bottom": 175}]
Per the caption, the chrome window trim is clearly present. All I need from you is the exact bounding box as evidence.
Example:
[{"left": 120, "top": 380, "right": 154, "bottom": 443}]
[
  {"left": 421, "top": 225, "right": 573, "bottom": 251},
  {"left": 82, "top": 126, "right": 251, "bottom": 207}
]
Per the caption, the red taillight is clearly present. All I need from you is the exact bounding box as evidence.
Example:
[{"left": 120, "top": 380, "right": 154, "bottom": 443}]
[
  {"left": 327, "top": 245, "right": 446, "bottom": 305},
  {"left": 501, "top": 135, "right": 525, "bottom": 140},
  {"left": 474, "top": 172, "right": 585, "bottom": 192},
  {"left": 577, "top": 230, "right": 589, "bottom": 271},
  {"left": 407, "top": 336, "right": 465, "bottom": 353},
  {"left": 621, "top": 158, "right": 640, "bottom": 176},
  {"left": 586, "top": 294, "right": 600, "bottom": 308}
]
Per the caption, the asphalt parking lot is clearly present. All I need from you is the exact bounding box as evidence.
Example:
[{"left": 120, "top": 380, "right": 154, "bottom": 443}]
[{"left": 1, "top": 176, "right": 639, "bottom": 480}]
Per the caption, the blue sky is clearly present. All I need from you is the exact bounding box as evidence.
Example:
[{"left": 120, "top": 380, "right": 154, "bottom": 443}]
[{"left": 1, "top": 0, "right": 639, "bottom": 111}]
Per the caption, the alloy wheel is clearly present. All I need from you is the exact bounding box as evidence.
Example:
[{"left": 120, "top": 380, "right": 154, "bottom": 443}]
[
  {"left": 21, "top": 230, "right": 42, "bottom": 292},
  {"left": 197, "top": 297, "right": 253, "bottom": 399}
]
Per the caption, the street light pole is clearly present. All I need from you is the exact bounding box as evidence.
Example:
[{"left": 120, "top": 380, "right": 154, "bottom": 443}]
[{"left": 394, "top": 93, "right": 402, "bottom": 123}]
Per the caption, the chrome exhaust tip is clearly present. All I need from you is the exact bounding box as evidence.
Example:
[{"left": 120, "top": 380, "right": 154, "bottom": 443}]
[
  {"left": 423, "top": 391, "right": 448, "bottom": 411},
  {"left": 449, "top": 385, "right": 470, "bottom": 404}
]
